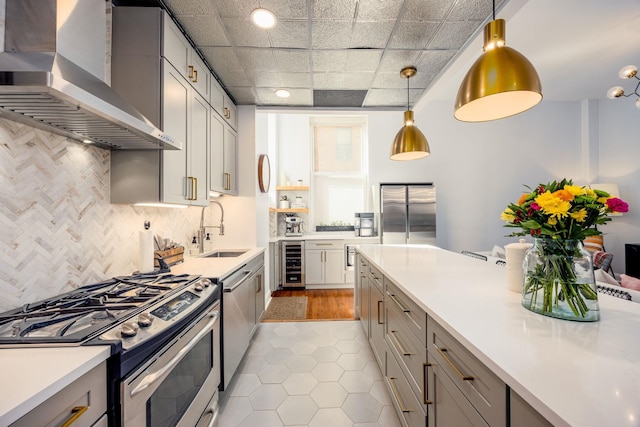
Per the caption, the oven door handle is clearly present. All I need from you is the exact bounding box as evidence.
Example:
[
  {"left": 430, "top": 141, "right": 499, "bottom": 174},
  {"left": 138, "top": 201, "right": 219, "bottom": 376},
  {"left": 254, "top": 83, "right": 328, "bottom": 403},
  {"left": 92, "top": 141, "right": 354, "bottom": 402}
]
[{"left": 130, "top": 311, "right": 220, "bottom": 397}]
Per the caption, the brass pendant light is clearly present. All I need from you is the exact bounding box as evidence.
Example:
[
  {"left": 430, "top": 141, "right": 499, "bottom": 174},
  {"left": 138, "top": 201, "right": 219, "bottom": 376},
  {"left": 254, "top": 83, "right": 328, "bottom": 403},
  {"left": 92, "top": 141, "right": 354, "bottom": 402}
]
[
  {"left": 454, "top": 1, "right": 542, "bottom": 122},
  {"left": 390, "top": 66, "right": 430, "bottom": 161}
]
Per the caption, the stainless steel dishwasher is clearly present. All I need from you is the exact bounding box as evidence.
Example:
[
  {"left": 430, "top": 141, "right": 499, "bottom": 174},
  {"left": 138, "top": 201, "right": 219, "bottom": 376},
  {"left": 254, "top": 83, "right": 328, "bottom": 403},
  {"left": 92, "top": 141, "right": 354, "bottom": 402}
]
[{"left": 219, "top": 255, "right": 264, "bottom": 390}]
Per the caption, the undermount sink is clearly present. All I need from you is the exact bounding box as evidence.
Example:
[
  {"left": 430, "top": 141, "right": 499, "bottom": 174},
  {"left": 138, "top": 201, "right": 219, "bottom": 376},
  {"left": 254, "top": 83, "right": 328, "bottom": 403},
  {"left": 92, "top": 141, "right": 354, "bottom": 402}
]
[{"left": 201, "top": 250, "right": 248, "bottom": 258}]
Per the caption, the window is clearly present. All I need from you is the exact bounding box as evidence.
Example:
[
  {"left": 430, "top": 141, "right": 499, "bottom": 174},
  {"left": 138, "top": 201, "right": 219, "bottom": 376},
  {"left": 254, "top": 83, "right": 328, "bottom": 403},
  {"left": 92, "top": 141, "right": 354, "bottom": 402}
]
[{"left": 310, "top": 117, "right": 368, "bottom": 229}]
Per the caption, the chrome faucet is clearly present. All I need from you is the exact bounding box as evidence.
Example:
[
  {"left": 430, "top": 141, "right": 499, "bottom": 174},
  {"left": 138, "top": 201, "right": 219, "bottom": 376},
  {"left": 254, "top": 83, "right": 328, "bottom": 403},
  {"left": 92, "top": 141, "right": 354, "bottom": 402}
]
[{"left": 198, "top": 200, "right": 225, "bottom": 253}]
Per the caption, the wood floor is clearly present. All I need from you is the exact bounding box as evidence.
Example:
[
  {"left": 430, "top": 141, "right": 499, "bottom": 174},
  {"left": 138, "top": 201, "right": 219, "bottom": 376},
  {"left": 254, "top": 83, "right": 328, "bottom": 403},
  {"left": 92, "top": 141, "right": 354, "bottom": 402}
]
[{"left": 269, "top": 289, "right": 355, "bottom": 321}]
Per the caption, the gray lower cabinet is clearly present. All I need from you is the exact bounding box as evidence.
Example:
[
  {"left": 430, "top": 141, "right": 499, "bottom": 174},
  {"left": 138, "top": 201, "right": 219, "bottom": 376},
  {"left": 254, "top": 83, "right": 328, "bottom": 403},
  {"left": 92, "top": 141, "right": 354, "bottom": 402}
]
[
  {"left": 369, "top": 276, "right": 385, "bottom": 369},
  {"left": 11, "top": 362, "right": 107, "bottom": 427},
  {"left": 386, "top": 342, "right": 427, "bottom": 427},
  {"left": 356, "top": 254, "right": 370, "bottom": 337},
  {"left": 509, "top": 390, "right": 553, "bottom": 427},
  {"left": 254, "top": 265, "right": 266, "bottom": 325},
  {"left": 269, "top": 241, "right": 281, "bottom": 292},
  {"left": 427, "top": 316, "right": 506, "bottom": 427}
]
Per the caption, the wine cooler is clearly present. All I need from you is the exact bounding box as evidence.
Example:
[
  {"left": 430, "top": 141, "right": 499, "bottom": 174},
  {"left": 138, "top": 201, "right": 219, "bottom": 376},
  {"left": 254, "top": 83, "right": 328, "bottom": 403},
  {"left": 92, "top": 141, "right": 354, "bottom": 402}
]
[{"left": 281, "top": 241, "right": 305, "bottom": 288}]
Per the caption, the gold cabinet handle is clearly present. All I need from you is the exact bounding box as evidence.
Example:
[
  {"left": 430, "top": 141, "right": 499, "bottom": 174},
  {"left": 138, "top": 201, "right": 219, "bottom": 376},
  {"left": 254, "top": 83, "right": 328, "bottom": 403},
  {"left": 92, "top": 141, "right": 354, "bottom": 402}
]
[
  {"left": 188, "top": 65, "right": 194, "bottom": 79},
  {"left": 224, "top": 172, "right": 231, "bottom": 191},
  {"left": 61, "top": 406, "right": 88, "bottom": 427},
  {"left": 389, "top": 330, "right": 413, "bottom": 356},
  {"left": 388, "top": 377, "right": 412, "bottom": 413},
  {"left": 436, "top": 347, "right": 474, "bottom": 381},
  {"left": 387, "top": 292, "right": 410, "bottom": 313},
  {"left": 423, "top": 363, "right": 433, "bottom": 405},
  {"left": 193, "top": 68, "right": 198, "bottom": 83},
  {"left": 194, "top": 177, "right": 198, "bottom": 200},
  {"left": 224, "top": 107, "right": 230, "bottom": 119},
  {"left": 377, "top": 300, "right": 384, "bottom": 325},
  {"left": 187, "top": 176, "right": 197, "bottom": 200}
]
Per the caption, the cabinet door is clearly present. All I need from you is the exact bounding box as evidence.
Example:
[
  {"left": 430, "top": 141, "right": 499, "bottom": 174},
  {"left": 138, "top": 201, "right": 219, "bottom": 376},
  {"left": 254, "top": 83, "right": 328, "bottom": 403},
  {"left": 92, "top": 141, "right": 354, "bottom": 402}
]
[
  {"left": 223, "top": 93, "right": 237, "bottom": 130},
  {"left": 209, "top": 112, "right": 225, "bottom": 194},
  {"left": 370, "top": 282, "right": 385, "bottom": 369},
  {"left": 324, "top": 249, "right": 345, "bottom": 283},
  {"left": 162, "top": 12, "right": 190, "bottom": 77},
  {"left": 427, "top": 361, "right": 489, "bottom": 427},
  {"left": 224, "top": 127, "right": 238, "bottom": 195},
  {"left": 188, "top": 92, "right": 209, "bottom": 205},
  {"left": 161, "top": 63, "right": 189, "bottom": 204},
  {"left": 188, "top": 53, "right": 210, "bottom": 100},
  {"left": 510, "top": 389, "right": 553, "bottom": 427},
  {"left": 210, "top": 78, "right": 225, "bottom": 116},
  {"left": 305, "top": 249, "right": 325, "bottom": 284}
]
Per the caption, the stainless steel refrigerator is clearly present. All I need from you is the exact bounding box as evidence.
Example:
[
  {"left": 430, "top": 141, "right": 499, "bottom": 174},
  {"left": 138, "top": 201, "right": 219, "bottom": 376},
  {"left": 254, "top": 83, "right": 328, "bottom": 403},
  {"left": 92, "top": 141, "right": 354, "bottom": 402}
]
[{"left": 380, "top": 184, "right": 436, "bottom": 245}]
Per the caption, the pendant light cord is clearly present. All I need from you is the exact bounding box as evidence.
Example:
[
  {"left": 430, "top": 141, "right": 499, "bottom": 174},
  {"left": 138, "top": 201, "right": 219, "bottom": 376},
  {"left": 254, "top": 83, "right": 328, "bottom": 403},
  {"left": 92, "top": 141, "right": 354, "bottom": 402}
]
[
  {"left": 407, "top": 75, "right": 410, "bottom": 110},
  {"left": 492, "top": 0, "right": 495, "bottom": 20}
]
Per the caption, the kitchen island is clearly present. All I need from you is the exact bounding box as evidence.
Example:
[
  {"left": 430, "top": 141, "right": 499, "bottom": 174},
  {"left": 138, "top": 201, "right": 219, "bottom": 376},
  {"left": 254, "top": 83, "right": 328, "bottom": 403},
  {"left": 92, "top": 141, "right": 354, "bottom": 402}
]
[{"left": 356, "top": 244, "right": 640, "bottom": 427}]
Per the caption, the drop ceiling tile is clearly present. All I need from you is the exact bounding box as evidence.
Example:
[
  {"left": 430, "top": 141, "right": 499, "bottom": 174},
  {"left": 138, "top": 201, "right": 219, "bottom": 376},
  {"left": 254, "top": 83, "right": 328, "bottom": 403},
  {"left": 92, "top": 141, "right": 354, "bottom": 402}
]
[
  {"left": 362, "top": 88, "right": 407, "bottom": 107},
  {"left": 246, "top": 70, "right": 282, "bottom": 86},
  {"left": 227, "top": 86, "right": 258, "bottom": 104},
  {"left": 279, "top": 72, "right": 312, "bottom": 88},
  {"left": 350, "top": 21, "right": 395, "bottom": 49},
  {"left": 377, "top": 50, "right": 423, "bottom": 73},
  {"left": 211, "top": 0, "right": 258, "bottom": 19},
  {"left": 164, "top": 0, "right": 218, "bottom": 16},
  {"left": 346, "top": 50, "right": 383, "bottom": 72},
  {"left": 235, "top": 48, "right": 278, "bottom": 71},
  {"left": 448, "top": 0, "right": 501, "bottom": 20},
  {"left": 313, "top": 0, "right": 357, "bottom": 19},
  {"left": 256, "top": 87, "right": 313, "bottom": 106},
  {"left": 200, "top": 46, "right": 244, "bottom": 70},
  {"left": 388, "top": 21, "right": 440, "bottom": 49},
  {"left": 341, "top": 71, "right": 375, "bottom": 88},
  {"left": 312, "top": 50, "right": 348, "bottom": 72},
  {"left": 428, "top": 20, "right": 482, "bottom": 49},
  {"left": 356, "top": 0, "right": 404, "bottom": 20},
  {"left": 223, "top": 18, "right": 272, "bottom": 47},
  {"left": 402, "top": 0, "right": 455, "bottom": 21},
  {"left": 269, "top": 21, "right": 310, "bottom": 49},
  {"left": 311, "top": 21, "right": 352, "bottom": 49},
  {"left": 212, "top": 67, "right": 253, "bottom": 86},
  {"left": 371, "top": 72, "right": 407, "bottom": 89},
  {"left": 313, "top": 72, "right": 346, "bottom": 89},
  {"left": 177, "top": 15, "right": 230, "bottom": 47},
  {"left": 261, "top": 0, "right": 309, "bottom": 19},
  {"left": 414, "top": 50, "right": 456, "bottom": 74},
  {"left": 273, "top": 50, "right": 311, "bottom": 72}
]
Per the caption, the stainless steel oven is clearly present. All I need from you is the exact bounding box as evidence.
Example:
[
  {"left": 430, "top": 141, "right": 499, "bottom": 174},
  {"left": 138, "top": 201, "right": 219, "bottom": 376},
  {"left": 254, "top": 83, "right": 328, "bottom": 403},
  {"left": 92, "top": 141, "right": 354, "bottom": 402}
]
[{"left": 122, "top": 300, "right": 221, "bottom": 427}]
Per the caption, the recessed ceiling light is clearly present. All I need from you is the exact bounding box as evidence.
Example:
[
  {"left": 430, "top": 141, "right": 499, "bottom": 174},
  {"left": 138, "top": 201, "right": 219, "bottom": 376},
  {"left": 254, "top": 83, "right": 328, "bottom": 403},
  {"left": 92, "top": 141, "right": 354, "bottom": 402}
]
[
  {"left": 251, "top": 8, "right": 276, "bottom": 29},
  {"left": 275, "top": 89, "right": 290, "bottom": 98}
]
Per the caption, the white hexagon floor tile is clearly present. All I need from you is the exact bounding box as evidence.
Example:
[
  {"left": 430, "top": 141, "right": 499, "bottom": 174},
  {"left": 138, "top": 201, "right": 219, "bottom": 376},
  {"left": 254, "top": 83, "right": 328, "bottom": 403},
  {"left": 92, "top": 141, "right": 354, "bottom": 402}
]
[{"left": 219, "top": 321, "right": 401, "bottom": 426}]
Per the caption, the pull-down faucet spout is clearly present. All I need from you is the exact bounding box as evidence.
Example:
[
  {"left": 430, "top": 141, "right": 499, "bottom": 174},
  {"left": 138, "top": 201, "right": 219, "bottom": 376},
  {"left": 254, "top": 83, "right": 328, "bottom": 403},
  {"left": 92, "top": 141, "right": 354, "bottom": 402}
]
[{"left": 198, "top": 200, "right": 225, "bottom": 253}]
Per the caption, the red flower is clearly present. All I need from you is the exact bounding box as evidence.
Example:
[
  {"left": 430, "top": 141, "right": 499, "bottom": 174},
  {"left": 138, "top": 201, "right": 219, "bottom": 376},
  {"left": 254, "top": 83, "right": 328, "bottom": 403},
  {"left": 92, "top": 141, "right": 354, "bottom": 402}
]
[
  {"left": 530, "top": 202, "right": 541, "bottom": 211},
  {"left": 607, "top": 197, "right": 629, "bottom": 213}
]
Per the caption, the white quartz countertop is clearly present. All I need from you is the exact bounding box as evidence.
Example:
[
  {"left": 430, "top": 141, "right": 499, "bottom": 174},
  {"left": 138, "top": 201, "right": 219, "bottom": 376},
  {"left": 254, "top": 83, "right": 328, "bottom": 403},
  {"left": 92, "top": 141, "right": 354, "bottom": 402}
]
[
  {"left": 171, "top": 247, "right": 265, "bottom": 278},
  {"left": 269, "top": 232, "right": 379, "bottom": 243},
  {"left": 356, "top": 244, "right": 640, "bottom": 427},
  {"left": 0, "top": 345, "right": 111, "bottom": 425}
]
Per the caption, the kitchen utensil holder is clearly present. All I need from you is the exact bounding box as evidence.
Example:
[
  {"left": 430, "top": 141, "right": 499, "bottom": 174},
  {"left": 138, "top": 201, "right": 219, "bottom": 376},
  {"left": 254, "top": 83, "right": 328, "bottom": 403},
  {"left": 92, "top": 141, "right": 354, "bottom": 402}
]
[{"left": 154, "top": 246, "right": 184, "bottom": 267}]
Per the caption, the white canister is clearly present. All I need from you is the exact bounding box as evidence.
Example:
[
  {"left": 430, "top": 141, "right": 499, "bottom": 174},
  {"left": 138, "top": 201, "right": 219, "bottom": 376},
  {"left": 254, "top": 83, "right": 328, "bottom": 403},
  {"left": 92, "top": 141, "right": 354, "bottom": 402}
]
[{"left": 504, "top": 238, "right": 533, "bottom": 293}]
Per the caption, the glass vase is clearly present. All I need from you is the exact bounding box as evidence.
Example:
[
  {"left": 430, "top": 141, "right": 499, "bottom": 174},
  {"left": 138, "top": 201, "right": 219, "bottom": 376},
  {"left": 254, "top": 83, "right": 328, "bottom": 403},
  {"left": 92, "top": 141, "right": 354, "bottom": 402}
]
[{"left": 522, "top": 238, "right": 599, "bottom": 321}]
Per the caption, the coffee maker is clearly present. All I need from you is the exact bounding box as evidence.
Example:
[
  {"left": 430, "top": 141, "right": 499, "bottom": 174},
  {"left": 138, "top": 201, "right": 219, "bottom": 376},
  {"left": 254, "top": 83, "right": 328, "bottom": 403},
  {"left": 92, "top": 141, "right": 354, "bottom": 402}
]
[{"left": 285, "top": 215, "right": 303, "bottom": 236}]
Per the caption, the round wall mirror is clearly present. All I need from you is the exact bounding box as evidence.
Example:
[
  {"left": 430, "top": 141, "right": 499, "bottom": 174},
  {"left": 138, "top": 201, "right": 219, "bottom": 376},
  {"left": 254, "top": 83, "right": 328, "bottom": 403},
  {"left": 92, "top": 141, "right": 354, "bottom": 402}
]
[{"left": 258, "top": 154, "right": 270, "bottom": 193}]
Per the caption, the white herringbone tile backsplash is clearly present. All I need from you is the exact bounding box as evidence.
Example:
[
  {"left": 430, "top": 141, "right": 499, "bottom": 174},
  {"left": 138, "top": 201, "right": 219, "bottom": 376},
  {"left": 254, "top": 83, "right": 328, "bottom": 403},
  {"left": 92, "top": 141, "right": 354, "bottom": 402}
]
[{"left": 0, "top": 118, "right": 209, "bottom": 311}]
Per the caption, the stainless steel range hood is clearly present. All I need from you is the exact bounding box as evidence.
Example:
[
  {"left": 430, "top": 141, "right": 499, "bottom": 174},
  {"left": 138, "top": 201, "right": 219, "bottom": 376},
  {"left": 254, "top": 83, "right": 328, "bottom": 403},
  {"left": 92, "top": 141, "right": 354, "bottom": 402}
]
[{"left": 0, "top": 0, "right": 180, "bottom": 150}]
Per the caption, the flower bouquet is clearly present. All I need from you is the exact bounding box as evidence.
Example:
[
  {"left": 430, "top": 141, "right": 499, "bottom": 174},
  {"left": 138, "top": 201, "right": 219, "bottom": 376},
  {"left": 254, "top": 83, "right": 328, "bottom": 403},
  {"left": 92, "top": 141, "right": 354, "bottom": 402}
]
[{"left": 501, "top": 179, "right": 629, "bottom": 321}]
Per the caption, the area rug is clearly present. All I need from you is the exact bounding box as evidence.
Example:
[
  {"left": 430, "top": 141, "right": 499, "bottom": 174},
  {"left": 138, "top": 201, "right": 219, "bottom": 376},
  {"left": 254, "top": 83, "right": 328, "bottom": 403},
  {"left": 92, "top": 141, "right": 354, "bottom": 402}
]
[{"left": 262, "top": 297, "right": 308, "bottom": 321}]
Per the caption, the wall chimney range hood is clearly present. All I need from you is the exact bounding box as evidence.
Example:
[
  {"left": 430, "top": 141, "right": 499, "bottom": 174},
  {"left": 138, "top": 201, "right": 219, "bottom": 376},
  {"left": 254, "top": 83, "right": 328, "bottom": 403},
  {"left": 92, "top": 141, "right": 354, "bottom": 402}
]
[{"left": 0, "top": 0, "right": 180, "bottom": 150}]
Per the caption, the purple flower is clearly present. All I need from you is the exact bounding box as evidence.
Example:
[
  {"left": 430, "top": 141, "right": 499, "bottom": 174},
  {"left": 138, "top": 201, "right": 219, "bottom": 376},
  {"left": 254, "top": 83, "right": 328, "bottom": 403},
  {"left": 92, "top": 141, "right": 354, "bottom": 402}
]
[
  {"left": 530, "top": 202, "right": 541, "bottom": 211},
  {"left": 607, "top": 197, "right": 629, "bottom": 213}
]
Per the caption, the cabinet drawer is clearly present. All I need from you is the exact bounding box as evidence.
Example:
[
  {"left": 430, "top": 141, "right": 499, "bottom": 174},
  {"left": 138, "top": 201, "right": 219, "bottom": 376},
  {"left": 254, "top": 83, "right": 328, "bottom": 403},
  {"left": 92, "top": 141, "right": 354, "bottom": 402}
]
[
  {"left": 11, "top": 362, "right": 107, "bottom": 427},
  {"left": 386, "top": 344, "right": 427, "bottom": 427},
  {"left": 368, "top": 263, "right": 383, "bottom": 293},
  {"left": 386, "top": 279, "right": 427, "bottom": 346},
  {"left": 427, "top": 360, "right": 489, "bottom": 427},
  {"left": 427, "top": 317, "right": 506, "bottom": 427},
  {"left": 387, "top": 296, "right": 428, "bottom": 405},
  {"left": 305, "top": 240, "right": 343, "bottom": 250}
]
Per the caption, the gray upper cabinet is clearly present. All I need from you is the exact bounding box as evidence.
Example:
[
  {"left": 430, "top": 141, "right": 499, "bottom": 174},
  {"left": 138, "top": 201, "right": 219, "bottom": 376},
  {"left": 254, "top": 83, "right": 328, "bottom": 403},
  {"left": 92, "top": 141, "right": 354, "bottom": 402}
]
[
  {"left": 210, "top": 112, "right": 238, "bottom": 196},
  {"left": 110, "top": 7, "right": 209, "bottom": 206},
  {"left": 210, "top": 78, "right": 237, "bottom": 131}
]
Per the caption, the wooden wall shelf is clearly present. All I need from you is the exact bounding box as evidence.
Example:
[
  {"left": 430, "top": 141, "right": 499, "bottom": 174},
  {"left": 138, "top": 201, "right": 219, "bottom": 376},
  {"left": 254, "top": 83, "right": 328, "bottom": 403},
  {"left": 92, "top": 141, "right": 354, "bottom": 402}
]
[
  {"left": 276, "top": 186, "right": 309, "bottom": 191},
  {"left": 269, "top": 208, "right": 310, "bottom": 213}
]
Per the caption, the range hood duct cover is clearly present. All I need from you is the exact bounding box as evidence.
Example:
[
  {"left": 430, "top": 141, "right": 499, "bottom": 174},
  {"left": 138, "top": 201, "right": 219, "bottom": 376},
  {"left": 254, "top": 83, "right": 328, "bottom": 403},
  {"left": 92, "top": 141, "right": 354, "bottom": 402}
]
[{"left": 0, "top": 0, "right": 180, "bottom": 150}]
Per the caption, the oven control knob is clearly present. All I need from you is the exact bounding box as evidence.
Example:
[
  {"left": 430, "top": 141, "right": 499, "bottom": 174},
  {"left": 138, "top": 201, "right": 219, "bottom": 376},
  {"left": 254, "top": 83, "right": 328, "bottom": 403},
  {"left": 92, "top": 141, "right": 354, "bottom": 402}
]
[
  {"left": 200, "top": 278, "right": 211, "bottom": 287},
  {"left": 138, "top": 313, "right": 154, "bottom": 327},
  {"left": 121, "top": 322, "right": 139, "bottom": 337},
  {"left": 194, "top": 283, "right": 204, "bottom": 292}
]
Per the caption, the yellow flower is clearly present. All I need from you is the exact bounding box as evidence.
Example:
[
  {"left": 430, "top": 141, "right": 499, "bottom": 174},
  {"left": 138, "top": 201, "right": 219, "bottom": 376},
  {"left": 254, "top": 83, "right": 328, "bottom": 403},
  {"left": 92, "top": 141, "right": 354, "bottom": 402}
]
[
  {"left": 554, "top": 189, "right": 574, "bottom": 202},
  {"left": 547, "top": 217, "right": 557, "bottom": 226},
  {"left": 535, "top": 191, "right": 571, "bottom": 219},
  {"left": 585, "top": 188, "right": 597, "bottom": 198},
  {"left": 570, "top": 208, "right": 588, "bottom": 222},
  {"left": 501, "top": 208, "right": 515, "bottom": 222},
  {"left": 564, "top": 185, "right": 585, "bottom": 197},
  {"left": 597, "top": 196, "right": 609, "bottom": 204}
]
